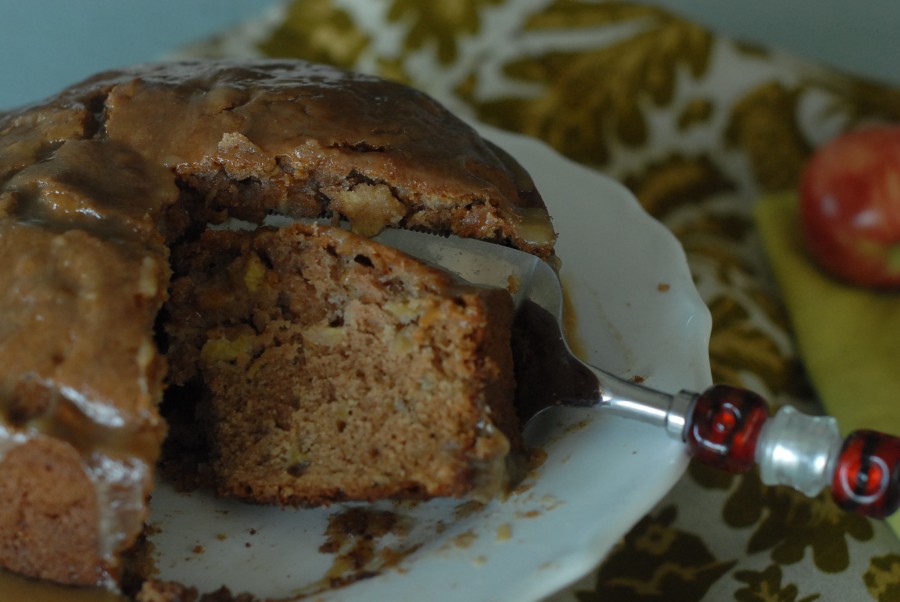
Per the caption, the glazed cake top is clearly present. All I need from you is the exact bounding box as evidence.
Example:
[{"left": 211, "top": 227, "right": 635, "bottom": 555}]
[{"left": 1, "top": 59, "right": 555, "bottom": 256}]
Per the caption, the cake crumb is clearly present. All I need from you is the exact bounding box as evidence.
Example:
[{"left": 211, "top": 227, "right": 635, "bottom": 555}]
[
  {"left": 454, "top": 500, "right": 486, "bottom": 520},
  {"left": 496, "top": 523, "right": 512, "bottom": 542},
  {"left": 453, "top": 530, "right": 478, "bottom": 549}
]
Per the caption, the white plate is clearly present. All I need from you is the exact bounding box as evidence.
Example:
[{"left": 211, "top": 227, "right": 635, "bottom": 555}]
[{"left": 148, "top": 123, "right": 713, "bottom": 601}]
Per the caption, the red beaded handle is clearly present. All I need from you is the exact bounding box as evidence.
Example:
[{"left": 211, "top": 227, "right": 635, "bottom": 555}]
[
  {"left": 832, "top": 430, "right": 900, "bottom": 518},
  {"left": 682, "top": 385, "right": 900, "bottom": 518},
  {"left": 683, "top": 385, "right": 769, "bottom": 473}
]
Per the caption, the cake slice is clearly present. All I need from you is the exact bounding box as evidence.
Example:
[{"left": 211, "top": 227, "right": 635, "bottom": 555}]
[{"left": 164, "top": 222, "right": 520, "bottom": 505}]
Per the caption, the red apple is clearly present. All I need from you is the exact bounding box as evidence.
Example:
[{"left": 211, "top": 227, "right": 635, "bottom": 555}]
[{"left": 800, "top": 125, "right": 900, "bottom": 288}]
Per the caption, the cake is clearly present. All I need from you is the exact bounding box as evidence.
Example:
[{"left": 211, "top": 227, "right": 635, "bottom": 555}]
[{"left": 0, "top": 58, "right": 555, "bottom": 589}]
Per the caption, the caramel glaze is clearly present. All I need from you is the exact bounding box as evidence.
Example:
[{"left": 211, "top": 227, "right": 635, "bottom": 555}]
[
  {"left": 0, "top": 58, "right": 556, "bottom": 589},
  {"left": 90, "top": 59, "right": 555, "bottom": 255},
  {"left": 0, "top": 144, "right": 174, "bottom": 585}
]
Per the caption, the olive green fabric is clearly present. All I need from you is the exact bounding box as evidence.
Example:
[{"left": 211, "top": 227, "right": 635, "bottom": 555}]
[{"left": 755, "top": 192, "right": 900, "bottom": 538}]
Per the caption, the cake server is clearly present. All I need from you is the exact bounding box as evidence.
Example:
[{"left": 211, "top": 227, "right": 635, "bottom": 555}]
[{"left": 368, "top": 225, "right": 900, "bottom": 519}]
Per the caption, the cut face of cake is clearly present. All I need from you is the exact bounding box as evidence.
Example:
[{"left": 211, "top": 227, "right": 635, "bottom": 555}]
[
  {"left": 165, "top": 223, "right": 520, "bottom": 505},
  {"left": 0, "top": 58, "right": 555, "bottom": 588}
]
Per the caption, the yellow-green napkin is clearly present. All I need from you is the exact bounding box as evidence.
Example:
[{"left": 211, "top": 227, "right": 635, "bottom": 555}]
[{"left": 755, "top": 192, "right": 900, "bottom": 533}]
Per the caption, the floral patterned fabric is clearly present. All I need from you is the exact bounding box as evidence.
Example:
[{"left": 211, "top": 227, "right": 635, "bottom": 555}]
[{"left": 180, "top": 1, "right": 900, "bottom": 599}]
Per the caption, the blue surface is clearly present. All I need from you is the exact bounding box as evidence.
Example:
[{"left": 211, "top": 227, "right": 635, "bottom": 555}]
[
  {"left": 644, "top": 0, "right": 900, "bottom": 87},
  {"left": 0, "top": 0, "right": 280, "bottom": 109},
  {"left": 0, "top": 0, "right": 897, "bottom": 110}
]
